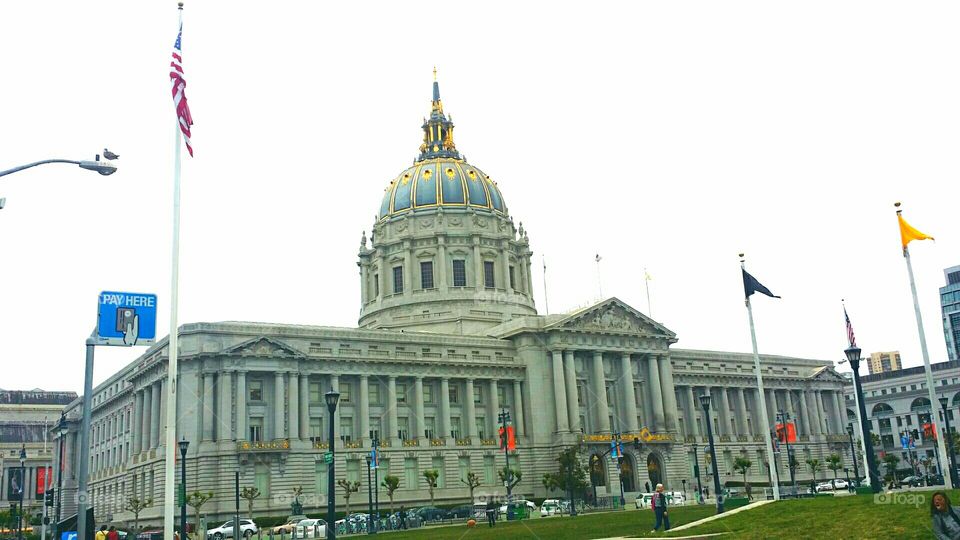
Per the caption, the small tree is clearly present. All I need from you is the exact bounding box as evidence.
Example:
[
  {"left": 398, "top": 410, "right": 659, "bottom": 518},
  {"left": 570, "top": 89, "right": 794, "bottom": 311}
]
[
  {"left": 806, "top": 459, "right": 822, "bottom": 484},
  {"left": 337, "top": 479, "right": 360, "bottom": 514},
  {"left": 461, "top": 472, "right": 482, "bottom": 502},
  {"left": 542, "top": 446, "right": 588, "bottom": 506},
  {"left": 788, "top": 453, "right": 800, "bottom": 480},
  {"left": 186, "top": 491, "right": 214, "bottom": 539},
  {"left": 733, "top": 457, "right": 752, "bottom": 499},
  {"left": 826, "top": 454, "right": 843, "bottom": 487},
  {"left": 124, "top": 496, "right": 152, "bottom": 532},
  {"left": 497, "top": 467, "right": 522, "bottom": 494},
  {"left": 870, "top": 433, "right": 882, "bottom": 448},
  {"left": 381, "top": 475, "right": 400, "bottom": 514},
  {"left": 240, "top": 487, "right": 261, "bottom": 518},
  {"left": 882, "top": 454, "right": 901, "bottom": 485},
  {"left": 423, "top": 470, "right": 440, "bottom": 506}
]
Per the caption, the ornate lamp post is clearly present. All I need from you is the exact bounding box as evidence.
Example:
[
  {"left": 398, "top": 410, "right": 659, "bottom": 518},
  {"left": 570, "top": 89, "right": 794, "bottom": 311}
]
[
  {"left": 698, "top": 394, "right": 724, "bottom": 514},
  {"left": 178, "top": 439, "right": 189, "bottom": 540},
  {"left": 693, "top": 445, "right": 703, "bottom": 504},
  {"left": 939, "top": 397, "right": 959, "bottom": 487},
  {"left": 372, "top": 436, "right": 380, "bottom": 529},
  {"left": 846, "top": 424, "right": 860, "bottom": 483},
  {"left": 365, "top": 454, "right": 374, "bottom": 535},
  {"left": 53, "top": 414, "right": 68, "bottom": 540},
  {"left": 498, "top": 408, "right": 514, "bottom": 500},
  {"left": 845, "top": 346, "right": 881, "bottom": 493},
  {"left": 18, "top": 445, "right": 26, "bottom": 540},
  {"left": 325, "top": 391, "right": 340, "bottom": 540}
]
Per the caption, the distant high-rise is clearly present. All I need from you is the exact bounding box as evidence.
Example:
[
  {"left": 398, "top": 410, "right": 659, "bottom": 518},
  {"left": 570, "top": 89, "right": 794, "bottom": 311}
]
[
  {"left": 941, "top": 266, "right": 960, "bottom": 361},
  {"left": 868, "top": 351, "right": 902, "bottom": 374}
]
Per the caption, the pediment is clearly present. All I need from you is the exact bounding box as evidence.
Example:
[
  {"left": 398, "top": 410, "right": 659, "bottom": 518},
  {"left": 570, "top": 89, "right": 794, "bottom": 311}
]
[
  {"left": 547, "top": 297, "right": 676, "bottom": 339},
  {"left": 224, "top": 336, "right": 305, "bottom": 358},
  {"left": 810, "top": 366, "right": 847, "bottom": 383}
]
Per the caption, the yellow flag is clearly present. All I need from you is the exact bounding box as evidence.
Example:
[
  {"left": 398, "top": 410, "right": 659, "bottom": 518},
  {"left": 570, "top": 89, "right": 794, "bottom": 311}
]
[{"left": 898, "top": 214, "right": 934, "bottom": 250}]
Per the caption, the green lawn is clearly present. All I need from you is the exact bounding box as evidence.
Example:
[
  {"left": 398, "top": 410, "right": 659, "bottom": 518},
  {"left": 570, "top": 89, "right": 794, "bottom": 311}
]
[
  {"left": 379, "top": 505, "right": 716, "bottom": 539},
  {"left": 660, "top": 489, "right": 956, "bottom": 539}
]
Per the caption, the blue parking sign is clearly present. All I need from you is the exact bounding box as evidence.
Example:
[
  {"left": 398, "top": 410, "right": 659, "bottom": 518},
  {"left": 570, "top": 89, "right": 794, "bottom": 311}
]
[
  {"left": 96, "top": 291, "right": 157, "bottom": 346},
  {"left": 62, "top": 532, "right": 77, "bottom": 540}
]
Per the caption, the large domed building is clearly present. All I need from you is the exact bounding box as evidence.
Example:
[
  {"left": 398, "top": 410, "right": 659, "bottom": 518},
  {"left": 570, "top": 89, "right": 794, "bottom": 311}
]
[{"left": 54, "top": 77, "right": 853, "bottom": 526}]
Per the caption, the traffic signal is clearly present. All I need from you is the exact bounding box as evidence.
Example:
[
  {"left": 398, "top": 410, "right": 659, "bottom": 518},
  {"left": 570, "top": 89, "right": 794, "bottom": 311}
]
[{"left": 45, "top": 489, "right": 54, "bottom": 506}]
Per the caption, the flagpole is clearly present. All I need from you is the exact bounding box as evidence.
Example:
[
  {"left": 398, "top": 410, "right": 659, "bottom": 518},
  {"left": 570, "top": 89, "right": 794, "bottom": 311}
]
[
  {"left": 741, "top": 254, "right": 780, "bottom": 501},
  {"left": 164, "top": 5, "right": 185, "bottom": 540},
  {"left": 898, "top": 207, "right": 952, "bottom": 489},
  {"left": 644, "top": 268, "right": 652, "bottom": 317},
  {"left": 595, "top": 255, "right": 603, "bottom": 299},
  {"left": 542, "top": 255, "right": 550, "bottom": 315},
  {"left": 842, "top": 301, "right": 871, "bottom": 483}
]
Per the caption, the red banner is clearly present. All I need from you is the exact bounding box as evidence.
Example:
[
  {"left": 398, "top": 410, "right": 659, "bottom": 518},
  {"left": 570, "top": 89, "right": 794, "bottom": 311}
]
[
  {"left": 775, "top": 422, "right": 797, "bottom": 443},
  {"left": 36, "top": 466, "right": 52, "bottom": 495},
  {"left": 498, "top": 426, "right": 516, "bottom": 450},
  {"left": 923, "top": 423, "right": 938, "bottom": 440}
]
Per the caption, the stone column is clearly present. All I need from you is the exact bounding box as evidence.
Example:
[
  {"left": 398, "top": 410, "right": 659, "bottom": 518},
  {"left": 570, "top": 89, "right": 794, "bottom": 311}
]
[
  {"left": 647, "top": 355, "right": 665, "bottom": 432},
  {"left": 330, "top": 375, "right": 341, "bottom": 442},
  {"left": 465, "top": 378, "right": 477, "bottom": 439},
  {"left": 201, "top": 373, "right": 214, "bottom": 441},
  {"left": 686, "top": 386, "right": 699, "bottom": 436},
  {"left": 274, "top": 373, "right": 285, "bottom": 440},
  {"left": 488, "top": 379, "right": 500, "bottom": 438},
  {"left": 218, "top": 371, "right": 233, "bottom": 441},
  {"left": 414, "top": 377, "right": 426, "bottom": 439},
  {"left": 785, "top": 390, "right": 797, "bottom": 429},
  {"left": 806, "top": 390, "right": 822, "bottom": 436},
  {"left": 360, "top": 375, "right": 370, "bottom": 444},
  {"left": 551, "top": 351, "right": 570, "bottom": 432},
  {"left": 150, "top": 381, "right": 161, "bottom": 449},
  {"left": 659, "top": 354, "right": 679, "bottom": 432},
  {"left": 236, "top": 371, "right": 247, "bottom": 441},
  {"left": 360, "top": 264, "right": 369, "bottom": 304},
  {"left": 157, "top": 379, "right": 167, "bottom": 449},
  {"left": 402, "top": 242, "right": 412, "bottom": 297},
  {"left": 716, "top": 387, "right": 730, "bottom": 436},
  {"left": 798, "top": 389, "right": 810, "bottom": 436},
  {"left": 299, "top": 374, "right": 309, "bottom": 439},
  {"left": 735, "top": 387, "right": 749, "bottom": 436},
  {"left": 472, "top": 239, "right": 483, "bottom": 288},
  {"left": 437, "top": 239, "right": 449, "bottom": 292},
  {"left": 501, "top": 246, "right": 513, "bottom": 294},
  {"left": 132, "top": 391, "right": 143, "bottom": 454},
  {"left": 620, "top": 353, "right": 639, "bottom": 432},
  {"left": 141, "top": 385, "right": 152, "bottom": 449},
  {"left": 288, "top": 373, "right": 299, "bottom": 440},
  {"left": 816, "top": 391, "right": 829, "bottom": 434},
  {"left": 512, "top": 380, "right": 524, "bottom": 437},
  {"left": 563, "top": 351, "right": 579, "bottom": 433},
  {"left": 833, "top": 391, "right": 845, "bottom": 433},
  {"left": 591, "top": 352, "right": 611, "bottom": 433},
  {"left": 388, "top": 376, "right": 400, "bottom": 444},
  {"left": 440, "top": 378, "right": 451, "bottom": 439}
]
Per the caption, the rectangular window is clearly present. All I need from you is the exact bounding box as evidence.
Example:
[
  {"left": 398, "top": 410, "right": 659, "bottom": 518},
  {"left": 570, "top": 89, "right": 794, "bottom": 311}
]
[
  {"left": 373, "top": 274, "right": 379, "bottom": 297},
  {"left": 249, "top": 417, "right": 264, "bottom": 442},
  {"left": 397, "top": 383, "right": 407, "bottom": 404},
  {"left": 509, "top": 266, "right": 516, "bottom": 289},
  {"left": 315, "top": 462, "right": 328, "bottom": 501},
  {"left": 404, "top": 457, "right": 418, "bottom": 489},
  {"left": 340, "top": 382, "right": 352, "bottom": 403},
  {"left": 474, "top": 386, "right": 483, "bottom": 404},
  {"left": 483, "top": 455, "right": 495, "bottom": 485},
  {"left": 398, "top": 417, "right": 409, "bottom": 441},
  {"left": 432, "top": 456, "right": 445, "bottom": 488},
  {"left": 577, "top": 384, "right": 584, "bottom": 406},
  {"left": 347, "top": 459, "right": 360, "bottom": 483},
  {"left": 255, "top": 463, "right": 270, "bottom": 497},
  {"left": 341, "top": 417, "right": 354, "bottom": 442},
  {"left": 425, "top": 417, "right": 436, "bottom": 439},
  {"left": 424, "top": 383, "right": 434, "bottom": 404},
  {"left": 476, "top": 417, "right": 486, "bottom": 439},
  {"left": 420, "top": 261, "right": 434, "bottom": 289},
  {"left": 483, "top": 261, "right": 495, "bottom": 288},
  {"left": 393, "top": 266, "right": 404, "bottom": 294},
  {"left": 369, "top": 418, "right": 380, "bottom": 441},
  {"left": 369, "top": 383, "right": 381, "bottom": 405},
  {"left": 497, "top": 385, "right": 506, "bottom": 407},
  {"left": 458, "top": 456, "right": 470, "bottom": 487},
  {"left": 309, "top": 382, "right": 322, "bottom": 403},
  {"left": 452, "top": 260, "right": 467, "bottom": 287},
  {"left": 310, "top": 417, "right": 323, "bottom": 442},
  {"left": 249, "top": 380, "right": 263, "bottom": 401},
  {"left": 451, "top": 417, "right": 461, "bottom": 439},
  {"left": 449, "top": 385, "right": 459, "bottom": 404}
]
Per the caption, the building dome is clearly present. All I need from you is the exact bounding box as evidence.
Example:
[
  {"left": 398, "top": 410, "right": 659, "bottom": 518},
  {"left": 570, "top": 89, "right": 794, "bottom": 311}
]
[
  {"left": 377, "top": 159, "right": 506, "bottom": 219},
  {"left": 377, "top": 71, "right": 506, "bottom": 220}
]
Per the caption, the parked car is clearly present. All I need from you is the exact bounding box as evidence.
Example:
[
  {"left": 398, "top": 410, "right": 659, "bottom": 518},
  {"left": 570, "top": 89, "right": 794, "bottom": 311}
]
[
  {"left": 816, "top": 481, "right": 835, "bottom": 492},
  {"left": 273, "top": 516, "right": 306, "bottom": 535},
  {"left": 831, "top": 479, "right": 849, "bottom": 489},
  {"left": 900, "top": 475, "right": 922, "bottom": 487},
  {"left": 294, "top": 518, "right": 326, "bottom": 538},
  {"left": 138, "top": 531, "right": 179, "bottom": 540},
  {"left": 447, "top": 504, "right": 475, "bottom": 519},
  {"left": 499, "top": 499, "right": 536, "bottom": 516},
  {"left": 540, "top": 499, "right": 564, "bottom": 517},
  {"left": 413, "top": 506, "right": 449, "bottom": 521},
  {"left": 206, "top": 519, "right": 257, "bottom": 540}
]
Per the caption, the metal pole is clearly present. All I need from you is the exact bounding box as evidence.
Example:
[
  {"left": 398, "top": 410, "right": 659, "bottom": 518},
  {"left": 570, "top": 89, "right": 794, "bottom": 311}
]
[
  {"left": 0, "top": 159, "right": 80, "bottom": 177},
  {"left": 366, "top": 458, "right": 373, "bottom": 535},
  {"left": 42, "top": 419, "right": 49, "bottom": 540},
  {"left": 54, "top": 420, "right": 65, "bottom": 540},
  {"left": 18, "top": 448, "right": 25, "bottom": 540},
  {"left": 234, "top": 472, "right": 239, "bottom": 540},
  {"left": 542, "top": 256, "right": 549, "bottom": 315},
  {"left": 942, "top": 402, "right": 959, "bottom": 486},
  {"left": 373, "top": 438, "right": 379, "bottom": 528},
  {"left": 693, "top": 446, "right": 702, "bottom": 504},
  {"left": 849, "top": 354, "right": 881, "bottom": 492},
  {"left": 741, "top": 257, "right": 780, "bottom": 501},
  {"left": 165, "top": 7, "right": 187, "bottom": 540},
  {"left": 616, "top": 434, "right": 624, "bottom": 509},
  {"left": 77, "top": 337, "right": 96, "bottom": 540},
  {"left": 701, "top": 402, "right": 723, "bottom": 513},
  {"left": 180, "top": 445, "right": 187, "bottom": 540},
  {"left": 501, "top": 409, "right": 512, "bottom": 499},
  {"left": 848, "top": 428, "right": 860, "bottom": 482},
  {"left": 327, "top": 405, "right": 336, "bottom": 540},
  {"left": 902, "top": 241, "right": 954, "bottom": 489}
]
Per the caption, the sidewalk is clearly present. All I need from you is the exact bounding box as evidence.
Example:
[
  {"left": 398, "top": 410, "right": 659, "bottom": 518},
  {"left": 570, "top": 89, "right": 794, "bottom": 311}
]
[{"left": 617, "top": 499, "right": 773, "bottom": 539}]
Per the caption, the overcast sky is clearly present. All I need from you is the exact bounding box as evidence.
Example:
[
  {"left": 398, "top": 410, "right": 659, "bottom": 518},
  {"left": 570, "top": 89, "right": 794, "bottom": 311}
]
[{"left": 3, "top": 1, "right": 959, "bottom": 393}]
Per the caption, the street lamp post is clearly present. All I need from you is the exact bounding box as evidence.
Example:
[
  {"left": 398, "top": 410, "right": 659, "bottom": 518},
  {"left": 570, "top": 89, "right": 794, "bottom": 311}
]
[
  {"left": 178, "top": 439, "right": 189, "bottom": 540},
  {"left": 846, "top": 424, "right": 860, "bottom": 483},
  {"left": 372, "top": 436, "right": 379, "bottom": 530},
  {"left": 939, "top": 397, "right": 959, "bottom": 487},
  {"left": 693, "top": 445, "right": 703, "bottom": 504},
  {"left": 18, "top": 445, "right": 26, "bottom": 540},
  {"left": 846, "top": 346, "right": 882, "bottom": 493},
  {"left": 498, "top": 408, "right": 513, "bottom": 500},
  {"left": 325, "top": 391, "right": 340, "bottom": 540},
  {"left": 0, "top": 157, "right": 117, "bottom": 178},
  {"left": 614, "top": 432, "right": 625, "bottom": 510},
  {"left": 53, "top": 414, "right": 67, "bottom": 540},
  {"left": 776, "top": 411, "right": 796, "bottom": 491},
  {"left": 698, "top": 394, "right": 724, "bottom": 514},
  {"left": 365, "top": 455, "right": 374, "bottom": 535},
  {"left": 844, "top": 468, "right": 851, "bottom": 491}
]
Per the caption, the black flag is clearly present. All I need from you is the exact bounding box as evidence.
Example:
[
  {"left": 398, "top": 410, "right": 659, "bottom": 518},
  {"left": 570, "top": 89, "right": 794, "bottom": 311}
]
[{"left": 743, "top": 269, "right": 780, "bottom": 299}]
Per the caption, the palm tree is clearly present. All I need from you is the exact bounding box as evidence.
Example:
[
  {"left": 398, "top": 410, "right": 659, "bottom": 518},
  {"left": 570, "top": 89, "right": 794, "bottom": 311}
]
[
  {"left": 732, "top": 457, "right": 752, "bottom": 499},
  {"left": 806, "top": 458, "right": 822, "bottom": 485},
  {"left": 826, "top": 454, "right": 843, "bottom": 487},
  {"left": 381, "top": 475, "right": 400, "bottom": 514}
]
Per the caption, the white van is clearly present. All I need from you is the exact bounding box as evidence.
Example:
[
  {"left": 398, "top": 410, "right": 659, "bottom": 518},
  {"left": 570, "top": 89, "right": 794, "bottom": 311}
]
[
  {"left": 540, "top": 499, "right": 561, "bottom": 517},
  {"left": 635, "top": 491, "right": 686, "bottom": 509}
]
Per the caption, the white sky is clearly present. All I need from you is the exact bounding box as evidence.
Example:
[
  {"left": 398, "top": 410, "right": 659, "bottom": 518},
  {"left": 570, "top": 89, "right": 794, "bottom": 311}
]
[{"left": 3, "top": 1, "right": 959, "bottom": 393}]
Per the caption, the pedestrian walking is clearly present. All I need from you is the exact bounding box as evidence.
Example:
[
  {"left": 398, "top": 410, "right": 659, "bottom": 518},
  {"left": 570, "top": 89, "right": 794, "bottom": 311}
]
[
  {"left": 96, "top": 526, "right": 108, "bottom": 540},
  {"left": 398, "top": 506, "right": 407, "bottom": 530},
  {"left": 931, "top": 491, "right": 960, "bottom": 540},
  {"left": 486, "top": 501, "right": 497, "bottom": 527},
  {"left": 107, "top": 526, "right": 119, "bottom": 540},
  {"left": 649, "top": 484, "right": 670, "bottom": 533}
]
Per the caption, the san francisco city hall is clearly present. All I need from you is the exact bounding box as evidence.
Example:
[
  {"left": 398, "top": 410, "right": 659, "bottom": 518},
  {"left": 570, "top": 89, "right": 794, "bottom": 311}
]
[{"left": 57, "top": 79, "right": 855, "bottom": 525}]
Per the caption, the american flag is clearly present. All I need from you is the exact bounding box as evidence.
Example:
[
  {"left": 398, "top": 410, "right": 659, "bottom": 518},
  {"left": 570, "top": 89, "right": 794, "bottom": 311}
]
[
  {"left": 844, "top": 306, "right": 857, "bottom": 348},
  {"left": 170, "top": 23, "right": 194, "bottom": 157}
]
